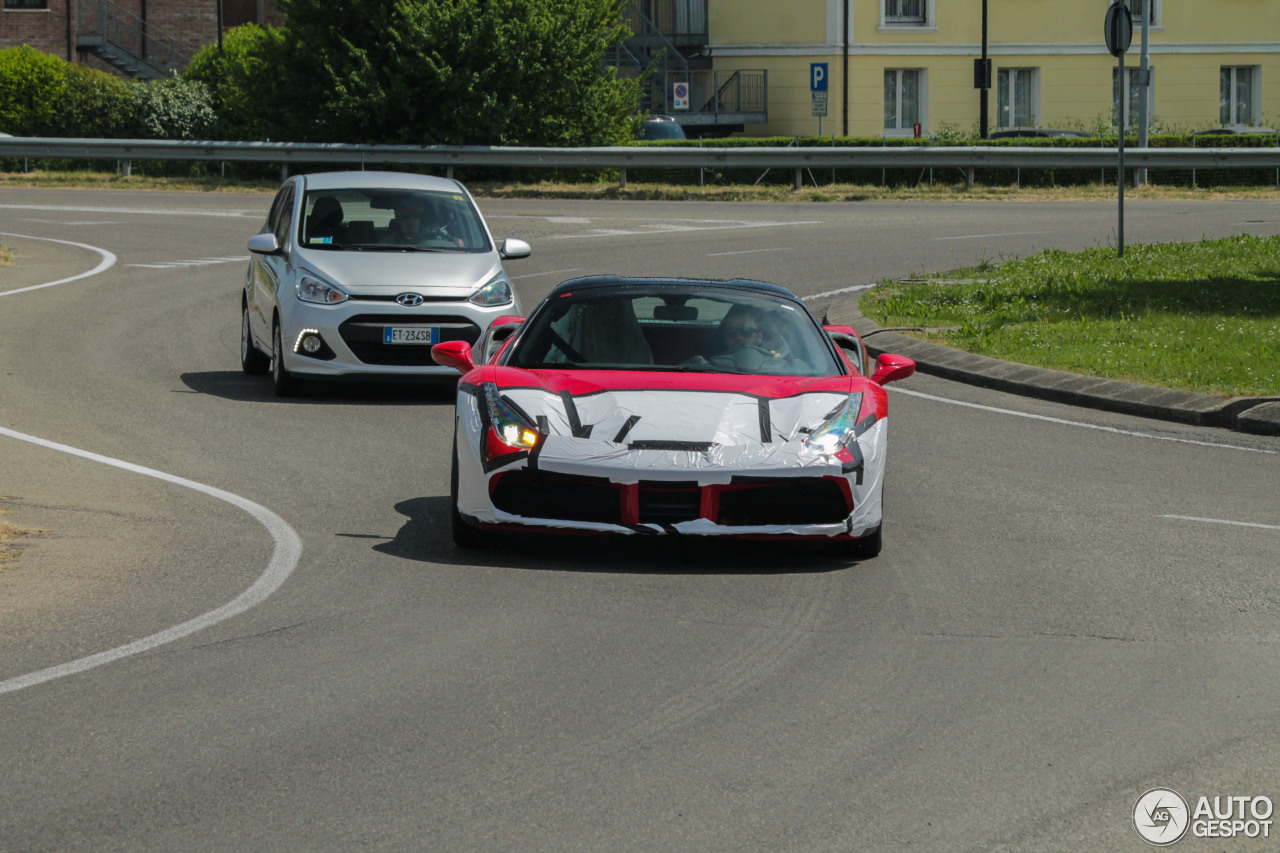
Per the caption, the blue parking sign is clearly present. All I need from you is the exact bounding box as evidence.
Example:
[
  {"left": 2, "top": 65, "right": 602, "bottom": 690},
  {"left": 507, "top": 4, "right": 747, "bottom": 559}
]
[{"left": 811, "top": 63, "right": 828, "bottom": 92}]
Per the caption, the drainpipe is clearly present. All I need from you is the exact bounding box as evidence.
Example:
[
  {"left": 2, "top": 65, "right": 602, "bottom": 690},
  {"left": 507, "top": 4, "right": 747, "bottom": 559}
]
[
  {"left": 842, "top": 0, "right": 849, "bottom": 136},
  {"left": 65, "top": 0, "right": 72, "bottom": 61}
]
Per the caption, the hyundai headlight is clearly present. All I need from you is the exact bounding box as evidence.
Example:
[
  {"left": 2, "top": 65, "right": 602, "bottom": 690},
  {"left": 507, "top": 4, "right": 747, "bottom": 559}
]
[
  {"left": 296, "top": 271, "right": 348, "bottom": 305},
  {"left": 469, "top": 275, "right": 514, "bottom": 307},
  {"left": 804, "top": 393, "right": 864, "bottom": 455}
]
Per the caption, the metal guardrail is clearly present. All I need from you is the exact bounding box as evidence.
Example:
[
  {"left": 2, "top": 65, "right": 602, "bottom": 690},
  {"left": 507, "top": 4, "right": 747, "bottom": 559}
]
[{"left": 2, "top": 137, "right": 1279, "bottom": 170}]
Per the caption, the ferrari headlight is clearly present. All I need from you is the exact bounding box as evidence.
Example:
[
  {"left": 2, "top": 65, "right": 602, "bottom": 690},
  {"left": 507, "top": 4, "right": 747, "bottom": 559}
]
[
  {"left": 469, "top": 275, "right": 514, "bottom": 307},
  {"left": 296, "top": 271, "right": 349, "bottom": 305},
  {"left": 804, "top": 393, "right": 863, "bottom": 455},
  {"left": 485, "top": 382, "right": 539, "bottom": 450}
]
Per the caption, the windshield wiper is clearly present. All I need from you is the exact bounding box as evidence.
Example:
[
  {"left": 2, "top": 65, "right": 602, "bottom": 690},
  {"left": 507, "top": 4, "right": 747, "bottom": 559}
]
[{"left": 376, "top": 244, "right": 449, "bottom": 252}]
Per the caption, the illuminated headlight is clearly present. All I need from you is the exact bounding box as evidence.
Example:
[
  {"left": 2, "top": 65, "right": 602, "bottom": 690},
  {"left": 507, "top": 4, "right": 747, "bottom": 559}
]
[
  {"left": 469, "top": 275, "right": 514, "bottom": 307},
  {"left": 804, "top": 393, "right": 863, "bottom": 455},
  {"left": 296, "top": 271, "right": 349, "bottom": 305},
  {"left": 485, "top": 382, "right": 539, "bottom": 451}
]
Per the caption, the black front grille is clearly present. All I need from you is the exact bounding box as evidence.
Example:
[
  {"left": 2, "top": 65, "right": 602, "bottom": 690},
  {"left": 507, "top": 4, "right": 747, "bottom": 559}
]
[
  {"left": 638, "top": 482, "right": 700, "bottom": 524},
  {"left": 491, "top": 470, "right": 622, "bottom": 524},
  {"left": 717, "top": 479, "right": 850, "bottom": 526},
  {"left": 489, "top": 469, "right": 850, "bottom": 529},
  {"left": 338, "top": 314, "right": 481, "bottom": 366}
]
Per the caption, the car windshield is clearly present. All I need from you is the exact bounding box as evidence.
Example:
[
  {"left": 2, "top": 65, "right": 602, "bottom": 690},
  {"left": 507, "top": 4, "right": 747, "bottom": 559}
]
[
  {"left": 506, "top": 285, "right": 844, "bottom": 377},
  {"left": 300, "top": 188, "right": 491, "bottom": 252}
]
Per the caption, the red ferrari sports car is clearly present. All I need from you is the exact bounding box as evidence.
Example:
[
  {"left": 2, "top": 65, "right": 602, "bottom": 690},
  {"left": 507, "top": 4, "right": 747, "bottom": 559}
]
[{"left": 432, "top": 276, "right": 915, "bottom": 558}]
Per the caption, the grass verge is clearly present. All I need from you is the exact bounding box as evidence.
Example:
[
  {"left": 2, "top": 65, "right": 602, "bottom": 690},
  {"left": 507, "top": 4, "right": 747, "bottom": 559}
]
[
  {"left": 861, "top": 234, "right": 1280, "bottom": 397},
  {"left": 0, "top": 511, "right": 32, "bottom": 569}
]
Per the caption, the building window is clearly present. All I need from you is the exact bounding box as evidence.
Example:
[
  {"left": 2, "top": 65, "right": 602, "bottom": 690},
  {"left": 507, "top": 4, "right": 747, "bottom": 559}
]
[
  {"left": 1220, "top": 67, "right": 1259, "bottom": 127},
  {"left": 1122, "top": 0, "right": 1160, "bottom": 26},
  {"left": 3, "top": 0, "right": 50, "bottom": 8},
  {"left": 1113, "top": 66, "right": 1153, "bottom": 130},
  {"left": 884, "top": 0, "right": 927, "bottom": 26},
  {"left": 997, "top": 68, "right": 1040, "bottom": 129},
  {"left": 884, "top": 69, "right": 924, "bottom": 135}
]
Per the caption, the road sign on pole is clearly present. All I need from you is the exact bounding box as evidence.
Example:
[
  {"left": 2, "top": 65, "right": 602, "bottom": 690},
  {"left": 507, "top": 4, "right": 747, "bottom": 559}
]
[
  {"left": 673, "top": 81, "right": 689, "bottom": 111},
  {"left": 1105, "top": 1, "right": 1132, "bottom": 257},
  {"left": 811, "top": 63, "right": 829, "bottom": 124}
]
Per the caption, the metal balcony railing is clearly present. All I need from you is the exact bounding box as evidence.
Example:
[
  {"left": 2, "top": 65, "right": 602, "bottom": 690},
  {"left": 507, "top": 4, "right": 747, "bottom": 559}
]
[
  {"left": 77, "top": 0, "right": 196, "bottom": 77},
  {"left": 884, "top": 0, "right": 926, "bottom": 24}
]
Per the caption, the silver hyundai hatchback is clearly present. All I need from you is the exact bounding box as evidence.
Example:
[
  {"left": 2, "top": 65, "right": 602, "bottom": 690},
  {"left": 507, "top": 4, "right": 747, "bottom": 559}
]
[{"left": 240, "top": 170, "right": 531, "bottom": 395}]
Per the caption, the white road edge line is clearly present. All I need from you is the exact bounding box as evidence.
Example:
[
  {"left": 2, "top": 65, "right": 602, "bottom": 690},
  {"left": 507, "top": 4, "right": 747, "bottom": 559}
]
[
  {"left": 0, "top": 233, "right": 117, "bottom": 297},
  {"left": 1160, "top": 515, "right": 1280, "bottom": 531},
  {"left": 801, "top": 282, "right": 877, "bottom": 301},
  {"left": 893, "top": 387, "right": 1277, "bottom": 455},
  {"left": 0, "top": 426, "right": 303, "bottom": 696},
  {"left": 0, "top": 233, "right": 302, "bottom": 695}
]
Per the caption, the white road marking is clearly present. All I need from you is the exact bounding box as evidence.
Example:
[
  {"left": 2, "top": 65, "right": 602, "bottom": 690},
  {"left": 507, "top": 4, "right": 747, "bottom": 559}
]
[
  {"left": 802, "top": 282, "right": 877, "bottom": 301},
  {"left": 127, "top": 256, "right": 248, "bottom": 269},
  {"left": 514, "top": 267, "right": 583, "bottom": 279},
  {"left": 1161, "top": 515, "right": 1280, "bottom": 531},
  {"left": 0, "top": 428, "right": 303, "bottom": 695},
  {"left": 0, "top": 232, "right": 116, "bottom": 296},
  {"left": 0, "top": 238, "right": 302, "bottom": 695},
  {"left": 542, "top": 219, "right": 823, "bottom": 240},
  {"left": 22, "top": 219, "right": 121, "bottom": 226},
  {"left": 930, "top": 230, "right": 1056, "bottom": 241},
  {"left": 892, "top": 387, "right": 1277, "bottom": 455},
  {"left": 708, "top": 247, "right": 791, "bottom": 257},
  {"left": 0, "top": 203, "right": 261, "bottom": 218}
]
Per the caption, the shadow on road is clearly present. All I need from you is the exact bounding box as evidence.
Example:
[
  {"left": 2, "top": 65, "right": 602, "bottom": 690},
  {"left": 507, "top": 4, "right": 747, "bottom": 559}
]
[
  {"left": 180, "top": 371, "right": 458, "bottom": 405},
  {"left": 371, "top": 495, "right": 854, "bottom": 574}
]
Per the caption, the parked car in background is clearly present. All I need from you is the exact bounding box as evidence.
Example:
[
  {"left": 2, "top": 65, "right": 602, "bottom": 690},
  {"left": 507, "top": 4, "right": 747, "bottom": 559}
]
[
  {"left": 432, "top": 276, "right": 916, "bottom": 559},
  {"left": 240, "top": 171, "right": 531, "bottom": 396},
  {"left": 639, "top": 115, "right": 687, "bottom": 141},
  {"left": 988, "top": 128, "right": 1091, "bottom": 139}
]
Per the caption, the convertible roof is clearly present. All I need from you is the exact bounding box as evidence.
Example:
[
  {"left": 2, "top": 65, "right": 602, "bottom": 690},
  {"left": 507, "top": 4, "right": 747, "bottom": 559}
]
[{"left": 548, "top": 276, "right": 801, "bottom": 301}]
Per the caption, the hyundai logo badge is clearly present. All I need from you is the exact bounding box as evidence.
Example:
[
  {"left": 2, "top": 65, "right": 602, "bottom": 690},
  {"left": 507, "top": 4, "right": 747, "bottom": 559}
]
[{"left": 396, "top": 293, "right": 425, "bottom": 307}]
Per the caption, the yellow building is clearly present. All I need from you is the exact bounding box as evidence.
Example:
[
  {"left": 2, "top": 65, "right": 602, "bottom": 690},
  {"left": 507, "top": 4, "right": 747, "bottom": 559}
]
[{"left": 703, "top": 0, "right": 1280, "bottom": 137}]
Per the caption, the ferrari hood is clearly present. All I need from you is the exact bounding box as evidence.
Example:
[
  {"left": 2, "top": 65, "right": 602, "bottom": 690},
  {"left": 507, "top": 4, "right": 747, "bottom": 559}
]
[{"left": 476, "top": 368, "right": 869, "bottom": 482}]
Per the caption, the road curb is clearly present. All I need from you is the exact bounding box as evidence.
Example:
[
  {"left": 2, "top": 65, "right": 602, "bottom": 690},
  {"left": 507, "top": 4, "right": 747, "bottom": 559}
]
[{"left": 826, "top": 294, "right": 1280, "bottom": 437}]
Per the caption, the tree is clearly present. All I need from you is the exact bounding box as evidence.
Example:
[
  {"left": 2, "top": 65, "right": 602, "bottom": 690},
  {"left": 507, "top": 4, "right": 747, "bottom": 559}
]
[
  {"left": 186, "top": 24, "right": 289, "bottom": 141},
  {"left": 273, "top": 0, "right": 638, "bottom": 146},
  {"left": 46, "top": 63, "right": 135, "bottom": 138},
  {"left": 0, "top": 46, "right": 66, "bottom": 136}
]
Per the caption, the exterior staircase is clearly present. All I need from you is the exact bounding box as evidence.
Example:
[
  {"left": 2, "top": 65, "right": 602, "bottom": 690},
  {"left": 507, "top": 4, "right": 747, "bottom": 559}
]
[
  {"left": 76, "top": 0, "right": 196, "bottom": 79},
  {"left": 609, "top": 0, "right": 767, "bottom": 137}
]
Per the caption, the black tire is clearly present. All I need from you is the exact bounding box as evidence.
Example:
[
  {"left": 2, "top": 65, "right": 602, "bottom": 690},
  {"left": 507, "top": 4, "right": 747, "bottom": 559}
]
[
  {"left": 826, "top": 524, "right": 882, "bottom": 560},
  {"left": 450, "top": 439, "right": 489, "bottom": 549},
  {"left": 241, "top": 303, "right": 270, "bottom": 375},
  {"left": 271, "top": 322, "right": 302, "bottom": 397}
]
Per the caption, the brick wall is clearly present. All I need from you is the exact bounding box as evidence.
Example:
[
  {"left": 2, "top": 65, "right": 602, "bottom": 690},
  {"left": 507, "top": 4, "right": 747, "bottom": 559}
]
[
  {"left": 2, "top": 0, "right": 284, "bottom": 71},
  {"left": 1, "top": 2, "right": 73, "bottom": 59}
]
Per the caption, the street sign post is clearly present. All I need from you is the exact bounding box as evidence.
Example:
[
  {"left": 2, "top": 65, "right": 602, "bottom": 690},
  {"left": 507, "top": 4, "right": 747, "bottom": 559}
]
[
  {"left": 1105, "top": 1, "right": 1133, "bottom": 257},
  {"left": 811, "top": 63, "right": 829, "bottom": 134},
  {"left": 673, "top": 81, "right": 689, "bottom": 111}
]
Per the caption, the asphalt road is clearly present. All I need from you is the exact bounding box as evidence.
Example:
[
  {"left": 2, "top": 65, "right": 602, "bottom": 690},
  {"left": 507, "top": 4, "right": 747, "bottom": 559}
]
[{"left": 2, "top": 188, "right": 1279, "bottom": 852}]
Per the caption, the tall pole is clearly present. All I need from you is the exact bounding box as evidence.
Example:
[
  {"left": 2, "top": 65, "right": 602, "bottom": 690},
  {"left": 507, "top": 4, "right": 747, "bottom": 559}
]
[
  {"left": 979, "top": 0, "right": 989, "bottom": 139},
  {"left": 1118, "top": 47, "right": 1126, "bottom": 258},
  {"left": 842, "top": 0, "right": 849, "bottom": 137},
  {"left": 1136, "top": 0, "right": 1150, "bottom": 185}
]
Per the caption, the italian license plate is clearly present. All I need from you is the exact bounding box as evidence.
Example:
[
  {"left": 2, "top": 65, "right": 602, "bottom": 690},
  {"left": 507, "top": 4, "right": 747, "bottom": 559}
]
[{"left": 384, "top": 326, "right": 439, "bottom": 345}]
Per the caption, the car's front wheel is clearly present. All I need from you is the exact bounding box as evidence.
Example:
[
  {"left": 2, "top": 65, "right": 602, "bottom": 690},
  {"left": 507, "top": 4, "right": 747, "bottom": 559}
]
[
  {"left": 271, "top": 322, "right": 302, "bottom": 397},
  {"left": 450, "top": 438, "right": 489, "bottom": 549},
  {"left": 241, "top": 303, "right": 269, "bottom": 375},
  {"left": 826, "top": 524, "right": 882, "bottom": 560}
]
